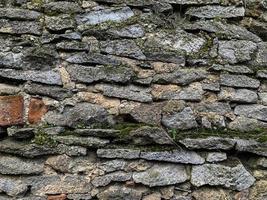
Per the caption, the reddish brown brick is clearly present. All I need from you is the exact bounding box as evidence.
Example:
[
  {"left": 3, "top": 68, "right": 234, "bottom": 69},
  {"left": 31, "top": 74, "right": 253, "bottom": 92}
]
[
  {"left": 28, "top": 98, "right": 48, "bottom": 124},
  {"left": 47, "top": 194, "right": 67, "bottom": 200},
  {"left": 0, "top": 96, "right": 24, "bottom": 126}
]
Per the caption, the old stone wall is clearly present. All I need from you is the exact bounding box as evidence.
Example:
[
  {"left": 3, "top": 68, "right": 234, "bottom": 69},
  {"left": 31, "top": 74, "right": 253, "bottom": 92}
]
[{"left": 0, "top": 0, "right": 267, "bottom": 199}]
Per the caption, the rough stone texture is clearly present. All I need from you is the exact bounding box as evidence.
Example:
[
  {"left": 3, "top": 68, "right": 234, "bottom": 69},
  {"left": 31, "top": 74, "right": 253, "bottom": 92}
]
[
  {"left": 234, "top": 104, "right": 267, "bottom": 122},
  {"left": 133, "top": 164, "right": 188, "bottom": 187},
  {"left": 0, "top": 96, "right": 24, "bottom": 126},
  {"left": 191, "top": 163, "right": 255, "bottom": 191},
  {"left": 220, "top": 74, "right": 260, "bottom": 89},
  {"left": 186, "top": 5, "right": 245, "bottom": 19},
  {"left": 97, "top": 149, "right": 140, "bottom": 159},
  {"left": 206, "top": 152, "right": 227, "bottom": 162},
  {"left": 218, "top": 40, "right": 257, "bottom": 64},
  {"left": 28, "top": 98, "right": 48, "bottom": 124},
  {"left": 218, "top": 87, "right": 258, "bottom": 103}
]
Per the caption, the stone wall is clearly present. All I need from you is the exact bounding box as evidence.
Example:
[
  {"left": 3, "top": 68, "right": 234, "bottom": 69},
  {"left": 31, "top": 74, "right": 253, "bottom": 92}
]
[{"left": 0, "top": 0, "right": 267, "bottom": 199}]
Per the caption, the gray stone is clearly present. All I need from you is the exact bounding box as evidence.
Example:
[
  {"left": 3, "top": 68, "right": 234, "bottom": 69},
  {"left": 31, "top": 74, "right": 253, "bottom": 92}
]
[
  {"left": 76, "top": 7, "right": 134, "bottom": 25},
  {"left": 229, "top": 116, "right": 267, "bottom": 132},
  {"left": 259, "top": 92, "right": 267, "bottom": 105},
  {"left": 235, "top": 139, "right": 267, "bottom": 157},
  {"left": 44, "top": 103, "right": 109, "bottom": 128},
  {"left": 0, "top": 52, "right": 23, "bottom": 69},
  {"left": 0, "top": 69, "right": 62, "bottom": 85},
  {"left": 193, "top": 102, "right": 232, "bottom": 115},
  {"left": 43, "top": 1, "right": 82, "bottom": 14},
  {"left": 53, "top": 135, "right": 109, "bottom": 148},
  {"left": 0, "top": 177, "right": 28, "bottom": 197},
  {"left": 144, "top": 30, "right": 206, "bottom": 55},
  {"left": 165, "top": 0, "right": 240, "bottom": 5},
  {"left": 176, "top": 83, "right": 204, "bottom": 101},
  {"left": 97, "top": 149, "right": 140, "bottom": 159},
  {"left": 218, "top": 40, "right": 257, "bottom": 64},
  {"left": 56, "top": 41, "right": 89, "bottom": 51},
  {"left": 129, "top": 126, "right": 173, "bottom": 145},
  {"left": 0, "top": 84, "right": 20, "bottom": 95},
  {"left": 24, "top": 83, "right": 72, "bottom": 100},
  {"left": 252, "top": 42, "right": 267, "bottom": 67},
  {"left": 191, "top": 163, "right": 255, "bottom": 191},
  {"left": 66, "top": 52, "right": 122, "bottom": 66},
  {"left": 66, "top": 65, "right": 134, "bottom": 84},
  {"left": 0, "top": 19, "right": 42, "bottom": 35},
  {"left": 140, "top": 150, "right": 205, "bottom": 164},
  {"left": 7, "top": 127, "right": 35, "bottom": 139},
  {"left": 257, "top": 70, "right": 267, "bottom": 79},
  {"left": 45, "top": 14, "right": 75, "bottom": 32},
  {"left": 74, "top": 129, "right": 120, "bottom": 138},
  {"left": 220, "top": 74, "right": 260, "bottom": 89},
  {"left": 184, "top": 20, "right": 261, "bottom": 42},
  {"left": 67, "top": 194, "right": 92, "bottom": 200},
  {"left": 133, "top": 164, "right": 188, "bottom": 187},
  {"left": 92, "top": 171, "right": 132, "bottom": 187},
  {"left": 179, "top": 137, "right": 236, "bottom": 150},
  {"left": 100, "top": 39, "right": 146, "bottom": 60},
  {"left": 234, "top": 104, "right": 267, "bottom": 122},
  {"left": 0, "top": 8, "right": 41, "bottom": 20},
  {"left": 162, "top": 107, "right": 198, "bottom": 130},
  {"left": 0, "top": 155, "right": 43, "bottom": 175},
  {"left": 107, "top": 24, "right": 145, "bottom": 38},
  {"left": 41, "top": 32, "right": 82, "bottom": 44},
  {"left": 0, "top": 139, "right": 87, "bottom": 158},
  {"left": 218, "top": 87, "right": 258, "bottom": 103},
  {"left": 206, "top": 152, "right": 227, "bottom": 162},
  {"left": 186, "top": 5, "right": 245, "bottom": 18},
  {"left": 99, "top": 159, "right": 127, "bottom": 173},
  {"left": 95, "top": 84, "right": 152, "bottom": 103},
  {"left": 210, "top": 64, "right": 253, "bottom": 74},
  {"left": 97, "top": 185, "right": 145, "bottom": 200},
  {"left": 153, "top": 68, "right": 207, "bottom": 86},
  {"left": 144, "top": 52, "right": 185, "bottom": 65}
]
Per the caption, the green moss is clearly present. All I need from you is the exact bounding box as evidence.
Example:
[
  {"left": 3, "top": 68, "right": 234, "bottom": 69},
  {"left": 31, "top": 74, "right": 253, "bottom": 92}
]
[
  {"left": 168, "top": 128, "right": 267, "bottom": 143},
  {"left": 113, "top": 122, "right": 148, "bottom": 138},
  {"left": 32, "top": 128, "right": 57, "bottom": 146}
]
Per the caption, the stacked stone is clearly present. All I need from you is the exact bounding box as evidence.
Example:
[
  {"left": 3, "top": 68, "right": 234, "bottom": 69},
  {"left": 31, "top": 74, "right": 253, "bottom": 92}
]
[{"left": 0, "top": 0, "right": 267, "bottom": 199}]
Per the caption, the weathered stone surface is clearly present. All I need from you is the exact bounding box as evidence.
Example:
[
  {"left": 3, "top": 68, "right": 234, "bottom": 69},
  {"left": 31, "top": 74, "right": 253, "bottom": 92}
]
[
  {"left": 76, "top": 7, "right": 134, "bottom": 25},
  {"left": 25, "top": 83, "right": 72, "bottom": 101},
  {"left": 7, "top": 127, "right": 35, "bottom": 139},
  {"left": 0, "top": 19, "right": 42, "bottom": 35},
  {"left": 133, "top": 164, "right": 188, "bottom": 187},
  {"left": 206, "top": 152, "right": 227, "bottom": 162},
  {"left": 44, "top": 103, "right": 109, "bottom": 128},
  {"left": 47, "top": 194, "right": 67, "bottom": 200},
  {"left": 0, "top": 177, "right": 28, "bottom": 197},
  {"left": 100, "top": 39, "right": 146, "bottom": 60},
  {"left": 144, "top": 30, "right": 206, "bottom": 55},
  {"left": 129, "top": 126, "right": 173, "bottom": 145},
  {"left": 229, "top": 116, "right": 267, "bottom": 132},
  {"left": 0, "top": 139, "right": 87, "bottom": 158},
  {"left": 0, "top": 84, "right": 20, "bottom": 95},
  {"left": 140, "top": 150, "right": 204, "bottom": 164},
  {"left": 252, "top": 42, "right": 267, "bottom": 67},
  {"left": 0, "top": 69, "right": 62, "bottom": 85},
  {"left": 257, "top": 70, "right": 267, "bottom": 79},
  {"left": 97, "top": 185, "right": 145, "bottom": 200},
  {"left": 220, "top": 74, "right": 260, "bottom": 89},
  {"left": 53, "top": 135, "right": 109, "bottom": 148},
  {"left": 28, "top": 98, "right": 48, "bottom": 124},
  {"left": 73, "top": 128, "right": 120, "bottom": 138},
  {"left": 218, "top": 40, "right": 257, "bottom": 64},
  {"left": 192, "top": 187, "right": 232, "bottom": 200},
  {"left": 56, "top": 41, "right": 89, "bottom": 51},
  {"left": 184, "top": 19, "right": 261, "bottom": 42},
  {"left": 66, "top": 65, "right": 134, "bottom": 84},
  {"left": 0, "top": 155, "right": 43, "bottom": 175},
  {"left": 43, "top": 1, "right": 82, "bottom": 14},
  {"left": 153, "top": 68, "right": 207, "bottom": 86},
  {"left": 249, "top": 180, "right": 267, "bottom": 200},
  {"left": 259, "top": 92, "right": 267, "bottom": 105},
  {"left": 107, "top": 24, "right": 145, "bottom": 38},
  {"left": 95, "top": 84, "right": 152, "bottom": 103},
  {"left": 162, "top": 107, "right": 198, "bottom": 130},
  {"left": 180, "top": 137, "right": 236, "bottom": 150},
  {"left": 186, "top": 5, "right": 245, "bottom": 18},
  {"left": 66, "top": 52, "right": 122, "bottom": 66},
  {"left": 235, "top": 139, "right": 267, "bottom": 157},
  {"left": 210, "top": 64, "right": 253, "bottom": 74},
  {"left": 45, "top": 15, "right": 75, "bottom": 32},
  {"left": 218, "top": 87, "right": 258, "bottom": 103},
  {"left": 194, "top": 102, "right": 232, "bottom": 115},
  {"left": 234, "top": 104, "right": 267, "bottom": 122},
  {"left": 0, "top": 8, "right": 41, "bottom": 20},
  {"left": 41, "top": 32, "right": 82, "bottom": 44},
  {"left": 97, "top": 149, "right": 140, "bottom": 159},
  {"left": 0, "top": 95, "right": 24, "bottom": 126},
  {"left": 92, "top": 171, "right": 131, "bottom": 187}
]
